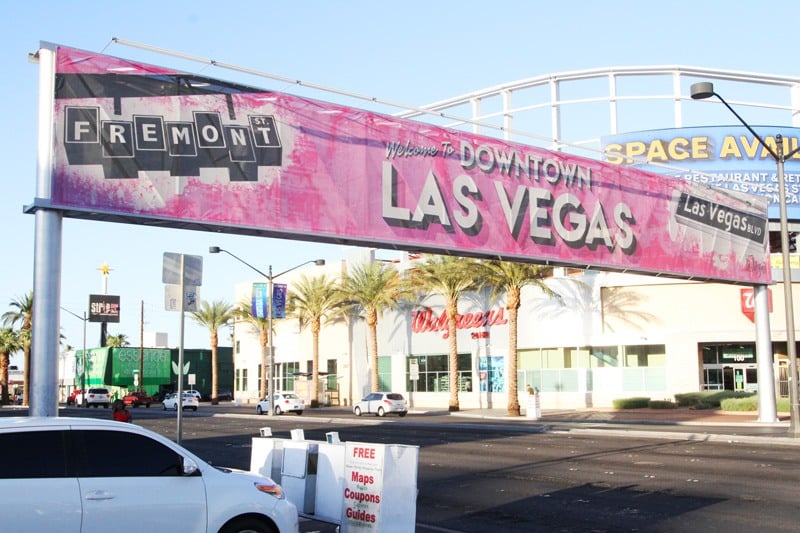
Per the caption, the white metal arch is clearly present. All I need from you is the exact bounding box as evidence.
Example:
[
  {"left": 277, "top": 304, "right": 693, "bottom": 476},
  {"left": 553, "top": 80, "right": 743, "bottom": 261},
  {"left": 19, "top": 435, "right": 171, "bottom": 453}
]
[{"left": 396, "top": 66, "right": 800, "bottom": 160}]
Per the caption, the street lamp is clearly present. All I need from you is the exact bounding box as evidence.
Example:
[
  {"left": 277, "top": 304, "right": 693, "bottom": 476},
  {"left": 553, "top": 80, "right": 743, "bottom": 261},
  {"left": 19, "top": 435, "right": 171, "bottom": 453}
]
[
  {"left": 61, "top": 306, "right": 88, "bottom": 403},
  {"left": 691, "top": 81, "right": 800, "bottom": 436},
  {"left": 209, "top": 246, "right": 325, "bottom": 416}
]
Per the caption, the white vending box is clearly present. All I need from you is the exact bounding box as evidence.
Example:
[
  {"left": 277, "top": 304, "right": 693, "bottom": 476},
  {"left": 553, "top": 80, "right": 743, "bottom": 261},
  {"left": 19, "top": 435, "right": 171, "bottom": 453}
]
[{"left": 340, "top": 441, "right": 419, "bottom": 533}]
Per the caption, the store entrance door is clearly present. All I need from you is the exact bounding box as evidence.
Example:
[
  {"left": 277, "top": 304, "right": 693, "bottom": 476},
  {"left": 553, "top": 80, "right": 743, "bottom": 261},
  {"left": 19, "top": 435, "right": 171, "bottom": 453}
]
[{"left": 703, "top": 365, "right": 758, "bottom": 392}]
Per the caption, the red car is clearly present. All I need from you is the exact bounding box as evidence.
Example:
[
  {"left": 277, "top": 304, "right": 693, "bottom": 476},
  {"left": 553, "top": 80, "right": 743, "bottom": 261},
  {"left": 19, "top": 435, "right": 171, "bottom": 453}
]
[
  {"left": 66, "top": 389, "right": 82, "bottom": 406},
  {"left": 123, "top": 391, "right": 154, "bottom": 408}
]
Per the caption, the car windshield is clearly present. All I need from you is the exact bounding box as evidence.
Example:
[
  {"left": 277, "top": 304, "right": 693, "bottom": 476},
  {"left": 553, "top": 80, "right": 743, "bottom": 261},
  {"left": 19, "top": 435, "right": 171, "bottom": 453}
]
[
  {"left": 281, "top": 393, "right": 299, "bottom": 399},
  {"left": 387, "top": 393, "right": 404, "bottom": 400}
]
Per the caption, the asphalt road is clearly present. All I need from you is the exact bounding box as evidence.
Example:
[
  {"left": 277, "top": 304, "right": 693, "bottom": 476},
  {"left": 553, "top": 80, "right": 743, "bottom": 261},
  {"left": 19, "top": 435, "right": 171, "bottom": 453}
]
[{"left": 8, "top": 404, "right": 790, "bottom": 532}]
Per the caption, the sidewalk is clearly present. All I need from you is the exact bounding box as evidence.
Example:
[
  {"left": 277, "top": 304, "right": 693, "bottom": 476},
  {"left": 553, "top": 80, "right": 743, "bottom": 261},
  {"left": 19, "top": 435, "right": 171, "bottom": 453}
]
[
  {"left": 441, "top": 406, "right": 800, "bottom": 446},
  {"left": 451, "top": 407, "right": 790, "bottom": 427}
]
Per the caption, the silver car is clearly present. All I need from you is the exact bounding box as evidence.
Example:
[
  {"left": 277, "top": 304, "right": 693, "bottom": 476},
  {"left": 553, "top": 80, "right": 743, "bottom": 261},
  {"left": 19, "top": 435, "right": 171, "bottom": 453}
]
[
  {"left": 353, "top": 392, "right": 408, "bottom": 417},
  {"left": 257, "top": 392, "right": 304, "bottom": 415}
]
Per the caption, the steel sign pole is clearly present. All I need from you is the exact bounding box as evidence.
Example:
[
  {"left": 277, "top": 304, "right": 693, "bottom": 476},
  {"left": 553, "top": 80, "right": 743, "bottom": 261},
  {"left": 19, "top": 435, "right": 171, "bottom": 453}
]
[
  {"left": 775, "top": 138, "right": 800, "bottom": 435},
  {"left": 691, "top": 82, "right": 800, "bottom": 435},
  {"left": 267, "top": 265, "right": 274, "bottom": 417}
]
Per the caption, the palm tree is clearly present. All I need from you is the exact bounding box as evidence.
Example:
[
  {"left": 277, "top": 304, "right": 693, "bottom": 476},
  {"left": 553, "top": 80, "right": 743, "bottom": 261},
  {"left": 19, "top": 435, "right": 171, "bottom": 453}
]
[
  {"left": 287, "top": 274, "right": 342, "bottom": 407},
  {"left": 190, "top": 299, "right": 235, "bottom": 404},
  {"left": 0, "top": 327, "right": 21, "bottom": 405},
  {"left": 479, "top": 260, "right": 559, "bottom": 416},
  {"left": 408, "top": 255, "right": 480, "bottom": 412},
  {"left": 3, "top": 292, "right": 33, "bottom": 405},
  {"left": 105, "top": 334, "right": 130, "bottom": 347},
  {"left": 338, "top": 261, "right": 406, "bottom": 393},
  {"left": 235, "top": 299, "right": 271, "bottom": 399}
]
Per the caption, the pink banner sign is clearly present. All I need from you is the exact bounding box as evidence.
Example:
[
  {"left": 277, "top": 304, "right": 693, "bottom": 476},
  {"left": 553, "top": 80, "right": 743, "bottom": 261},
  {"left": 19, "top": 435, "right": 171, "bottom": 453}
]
[{"left": 45, "top": 45, "right": 770, "bottom": 283}]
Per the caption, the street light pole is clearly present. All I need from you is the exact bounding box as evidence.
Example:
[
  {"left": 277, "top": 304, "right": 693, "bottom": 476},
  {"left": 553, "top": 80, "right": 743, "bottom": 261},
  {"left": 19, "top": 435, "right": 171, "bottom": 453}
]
[
  {"left": 61, "top": 307, "right": 88, "bottom": 401},
  {"left": 691, "top": 81, "right": 800, "bottom": 436},
  {"left": 209, "top": 246, "right": 324, "bottom": 416}
]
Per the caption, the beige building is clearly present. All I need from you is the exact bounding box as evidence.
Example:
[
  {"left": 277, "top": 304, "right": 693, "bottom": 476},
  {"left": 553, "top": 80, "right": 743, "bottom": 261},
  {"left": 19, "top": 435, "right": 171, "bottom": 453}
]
[{"left": 228, "top": 250, "right": 796, "bottom": 411}]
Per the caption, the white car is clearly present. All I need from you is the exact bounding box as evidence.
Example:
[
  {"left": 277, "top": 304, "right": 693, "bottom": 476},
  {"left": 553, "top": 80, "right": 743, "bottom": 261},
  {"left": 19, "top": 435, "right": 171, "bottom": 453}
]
[
  {"left": 76, "top": 387, "right": 111, "bottom": 408},
  {"left": 185, "top": 389, "right": 203, "bottom": 401},
  {"left": 162, "top": 392, "right": 200, "bottom": 411},
  {"left": 257, "top": 392, "right": 304, "bottom": 415},
  {"left": 354, "top": 392, "right": 408, "bottom": 417},
  {"left": 0, "top": 416, "right": 298, "bottom": 532}
]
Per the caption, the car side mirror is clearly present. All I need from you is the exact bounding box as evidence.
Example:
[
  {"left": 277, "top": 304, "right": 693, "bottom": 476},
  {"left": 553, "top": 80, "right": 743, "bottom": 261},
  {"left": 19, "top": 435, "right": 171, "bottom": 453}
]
[{"left": 183, "top": 457, "right": 200, "bottom": 476}]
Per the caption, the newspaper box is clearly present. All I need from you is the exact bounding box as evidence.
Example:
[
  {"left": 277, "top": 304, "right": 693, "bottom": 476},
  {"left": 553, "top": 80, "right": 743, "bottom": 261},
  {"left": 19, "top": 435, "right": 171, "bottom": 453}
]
[{"left": 340, "top": 441, "right": 418, "bottom": 533}]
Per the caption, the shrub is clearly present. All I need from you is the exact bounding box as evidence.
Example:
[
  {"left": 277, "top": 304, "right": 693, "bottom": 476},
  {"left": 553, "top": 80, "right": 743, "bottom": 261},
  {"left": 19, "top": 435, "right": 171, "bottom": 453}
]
[
  {"left": 720, "top": 396, "right": 790, "bottom": 412},
  {"left": 612, "top": 397, "right": 650, "bottom": 409},
  {"left": 648, "top": 400, "right": 678, "bottom": 409},
  {"left": 674, "top": 391, "right": 754, "bottom": 409},
  {"left": 720, "top": 396, "right": 757, "bottom": 411}
]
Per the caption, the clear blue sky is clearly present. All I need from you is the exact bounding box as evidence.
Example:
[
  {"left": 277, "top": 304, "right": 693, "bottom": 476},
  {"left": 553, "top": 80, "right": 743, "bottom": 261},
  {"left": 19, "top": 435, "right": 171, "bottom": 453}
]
[{"left": 2, "top": 0, "right": 799, "bottom": 358}]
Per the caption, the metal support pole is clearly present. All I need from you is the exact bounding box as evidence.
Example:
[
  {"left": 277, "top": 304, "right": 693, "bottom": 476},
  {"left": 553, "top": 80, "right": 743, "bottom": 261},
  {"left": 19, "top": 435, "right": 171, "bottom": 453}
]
[
  {"left": 177, "top": 255, "right": 185, "bottom": 444},
  {"left": 754, "top": 284, "right": 777, "bottom": 422},
  {"left": 776, "top": 138, "right": 800, "bottom": 435},
  {"left": 690, "top": 83, "right": 799, "bottom": 434},
  {"left": 29, "top": 44, "right": 60, "bottom": 417},
  {"left": 266, "top": 265, "right": 274, "bottom": 417},
  {"left": 82, "top": 312, "right": 87, "bottom": 394}
]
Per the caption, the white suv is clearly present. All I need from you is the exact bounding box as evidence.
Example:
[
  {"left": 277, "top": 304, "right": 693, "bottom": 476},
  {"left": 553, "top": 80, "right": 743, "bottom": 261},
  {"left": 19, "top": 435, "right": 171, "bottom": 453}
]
[
  {"left": 0, "top": 416, "right": 299, "bottom": 532},
  {"left": 77, "top": 387, "right": 111, "bottom": 408}
]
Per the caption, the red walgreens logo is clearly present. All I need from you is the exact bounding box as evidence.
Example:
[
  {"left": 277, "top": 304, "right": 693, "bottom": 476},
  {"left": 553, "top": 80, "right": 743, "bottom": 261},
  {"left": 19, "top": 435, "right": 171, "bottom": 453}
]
[{"left": 740, "top": 287, "right": 772, "bottom": 323}]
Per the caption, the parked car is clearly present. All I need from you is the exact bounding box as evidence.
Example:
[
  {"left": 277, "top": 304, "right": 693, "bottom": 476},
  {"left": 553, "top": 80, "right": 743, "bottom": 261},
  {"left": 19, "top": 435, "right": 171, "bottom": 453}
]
[
  {"left": 218, "top": 389, "right": 234, "bottom": 401},
  {"left": 123, "top": 391, "right": 154, "bottom": 408},
  {"left": 162, "top": 392, "right": 199, "bottom": 411},
  {"left": 66, "top": 389, "right": 83, "bottom": 406},
  {"left": 257, "top": 392, "right": 304, "bottom": 416},
  {"left": 185, "top": 389, "right": 203, "bottom": 401},
  {"left": 353, "top": 392, "right": 408, "bottom": 417},
  {"left": 76, "top": 387, "right": 111, "bottom": 408},
  {"left": 0, "top": 416, "right": 298, "bottom": 532}
]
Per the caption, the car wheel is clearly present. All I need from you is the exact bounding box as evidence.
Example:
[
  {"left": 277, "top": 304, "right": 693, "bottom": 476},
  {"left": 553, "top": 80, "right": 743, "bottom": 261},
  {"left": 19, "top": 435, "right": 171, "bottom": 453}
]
[
  {"left": 256, "top": 405, "right": 264, "bottom": 415},
  {"left": 192, "top": 406, "right": 197, "bottom": 411},
  {"left": 354, "top": 406, "right": 362, "bottom": 416},
  {"left": 219, "top": 516, "right": 273, "bottom": 533},
  {"left": 145, "top": 403, "right": 150, "bottom": 408},
  {"left": 162, "top": 403, "right": 167, "bottom": 410},
  {"left": 399, "top": 411, "right": 407, "bottom": 417},
  {"left": 377, "top": 407, "right": 386, "bottom": 417},
  {"left": 275, "top": 406, "right": 283, "bottom": 415},
  {"left": 296, "top": 411, "right": 303, "bottom": 416}
]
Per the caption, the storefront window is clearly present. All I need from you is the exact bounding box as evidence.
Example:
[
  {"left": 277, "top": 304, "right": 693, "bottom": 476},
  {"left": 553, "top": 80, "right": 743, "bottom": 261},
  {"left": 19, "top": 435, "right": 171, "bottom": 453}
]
[
  {"left": 590, "top": 346, "right": 619, "bottom": 367},
  {"left": 326, "top": 359, "right": 338, "bottom": 391},
  {"left": 407, "top": 353, "right": 471, "bottom": 392},
  {"left": 378, "top": 357, "right": 391, "bottom": 391},
  {"left": 235, "top": 368, "right": 247, "bottom": 392},
  {"left": 280, "top": 362, "right": 299, "bottom": 391},
  {"left": 624, "top": 344, "right": 666, "bottom": 367}
]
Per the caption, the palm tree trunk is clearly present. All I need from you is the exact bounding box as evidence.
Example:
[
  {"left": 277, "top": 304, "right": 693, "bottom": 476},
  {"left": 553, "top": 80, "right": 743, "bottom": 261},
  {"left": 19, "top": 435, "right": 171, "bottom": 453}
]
[
  {"left": 311, "top": 324, "right": 319, "bottom": 407},
  {"left": 0, "top": 353, "right": 8, "bottom": 405},
  {"left": 260, "top": 328, "right": 268, "bottom": 399},
  {"left": 507, "top": 305, "right": 521, "bottom": 416},
  {"left": 368, "top": 308, "right": 379, "bottom": 393},
  {"left": 507, "top": 287, "right": 521, "bottom": 416},
  {"left": 211, "top": 331, "right": 219, "bottom": 405},
  {"left": 447, "top": 301, "right": 459, "bottom": 412},
  {"left": 22, "top": 346, "right": 30, "bottom": 406}
]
